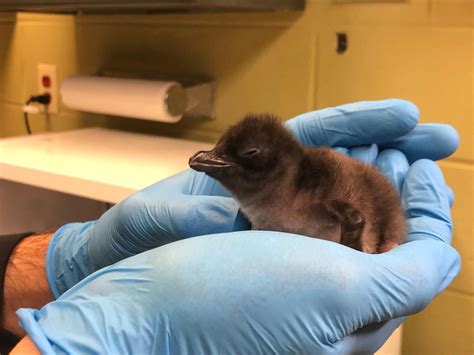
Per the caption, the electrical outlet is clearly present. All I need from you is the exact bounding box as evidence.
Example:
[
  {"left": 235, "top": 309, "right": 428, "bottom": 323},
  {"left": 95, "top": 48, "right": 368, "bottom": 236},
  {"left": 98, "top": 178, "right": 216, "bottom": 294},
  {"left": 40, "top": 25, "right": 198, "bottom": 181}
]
[{"left": 37, "top": 63, "right": 59, "bottom": 114}]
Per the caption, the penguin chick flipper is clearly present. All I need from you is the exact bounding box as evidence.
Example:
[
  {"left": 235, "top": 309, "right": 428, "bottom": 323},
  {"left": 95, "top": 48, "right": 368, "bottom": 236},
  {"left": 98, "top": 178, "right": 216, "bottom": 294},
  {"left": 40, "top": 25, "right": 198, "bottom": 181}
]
[{"left": 323, "top": 200, "right": 367, "bottom": 252}]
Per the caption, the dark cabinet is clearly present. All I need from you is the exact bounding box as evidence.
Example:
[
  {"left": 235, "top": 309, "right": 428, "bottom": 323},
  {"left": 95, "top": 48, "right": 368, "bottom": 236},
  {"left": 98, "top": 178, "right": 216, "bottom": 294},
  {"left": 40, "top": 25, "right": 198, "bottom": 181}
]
[{"left": 0, "top": 0, "right": 305, "bottom": 13}]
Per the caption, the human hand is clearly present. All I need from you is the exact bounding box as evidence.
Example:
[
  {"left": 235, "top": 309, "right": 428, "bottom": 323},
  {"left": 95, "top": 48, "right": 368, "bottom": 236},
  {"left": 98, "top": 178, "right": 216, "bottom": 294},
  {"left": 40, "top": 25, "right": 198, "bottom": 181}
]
[
  {"left": 17, "top": 156, "right": 459, "bottom": 354},
  {"left": 47, "top": 99, "right": 459, "bottom": 297}
]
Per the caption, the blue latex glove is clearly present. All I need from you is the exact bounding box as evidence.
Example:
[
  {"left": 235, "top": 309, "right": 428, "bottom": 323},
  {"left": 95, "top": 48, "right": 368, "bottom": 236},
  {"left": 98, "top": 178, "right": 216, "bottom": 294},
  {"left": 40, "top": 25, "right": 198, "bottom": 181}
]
[
  {"left": 18, "top": 158, "right": 460, "bottom": 354},
  {"left": 47, "top": 99, "right": 459, "bottom": 298}
]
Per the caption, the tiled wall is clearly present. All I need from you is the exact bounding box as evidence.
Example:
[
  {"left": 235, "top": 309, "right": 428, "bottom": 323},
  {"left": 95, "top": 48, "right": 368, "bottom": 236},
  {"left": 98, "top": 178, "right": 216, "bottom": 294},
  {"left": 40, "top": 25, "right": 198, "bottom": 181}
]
[{"left": 0, "top": 0, "right": 472, "bottom": 353}]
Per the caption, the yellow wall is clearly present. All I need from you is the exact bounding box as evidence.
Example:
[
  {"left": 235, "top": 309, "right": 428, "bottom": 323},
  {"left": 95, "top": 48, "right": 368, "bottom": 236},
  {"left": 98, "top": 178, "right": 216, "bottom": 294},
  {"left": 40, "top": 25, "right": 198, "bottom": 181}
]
[{"left": 0, "top": 0, "right": 472, "bottom": 353}]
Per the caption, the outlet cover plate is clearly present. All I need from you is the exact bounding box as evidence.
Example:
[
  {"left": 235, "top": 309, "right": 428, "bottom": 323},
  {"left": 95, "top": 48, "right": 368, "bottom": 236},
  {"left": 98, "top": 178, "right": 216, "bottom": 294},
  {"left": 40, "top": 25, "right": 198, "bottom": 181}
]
[{"left": 37, "top": 63, "right": 58, "bottom": 114}]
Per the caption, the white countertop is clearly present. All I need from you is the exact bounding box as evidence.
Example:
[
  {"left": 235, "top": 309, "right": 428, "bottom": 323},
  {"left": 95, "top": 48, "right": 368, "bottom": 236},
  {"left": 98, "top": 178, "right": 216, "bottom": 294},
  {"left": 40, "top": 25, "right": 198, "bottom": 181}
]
[{"left": 0, "top": 128, "right": 213, "bottom": 203}]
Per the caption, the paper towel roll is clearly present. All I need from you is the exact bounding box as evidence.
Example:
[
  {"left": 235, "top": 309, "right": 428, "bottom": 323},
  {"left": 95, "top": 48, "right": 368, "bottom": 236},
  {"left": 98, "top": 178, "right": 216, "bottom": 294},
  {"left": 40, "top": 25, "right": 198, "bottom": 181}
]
[{"left": 61, "top": 76, "right": 187, "bottom": 122}]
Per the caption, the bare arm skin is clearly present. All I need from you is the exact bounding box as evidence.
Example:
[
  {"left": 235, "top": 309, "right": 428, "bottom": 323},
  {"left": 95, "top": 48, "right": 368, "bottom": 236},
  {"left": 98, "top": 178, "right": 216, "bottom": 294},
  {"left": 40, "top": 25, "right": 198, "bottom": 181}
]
[
  {"left": 11, "top": 336, "right": 40, "bottom": 354},
  {"left": 2, "top": 232, "right": 54, "bottom": 338}
]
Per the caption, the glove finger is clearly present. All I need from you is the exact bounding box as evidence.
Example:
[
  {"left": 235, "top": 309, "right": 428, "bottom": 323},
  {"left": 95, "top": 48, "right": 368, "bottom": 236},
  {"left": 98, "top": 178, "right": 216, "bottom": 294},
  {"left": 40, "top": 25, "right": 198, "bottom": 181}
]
[
  {"left": 139, "top": 169, "right": 232, "bottom": 198},
  {"left": 88, "top": 195, "right": 249, "bottom": 270},
  {"left": 185, "top": 170, "right": 231, "bottom": 197},
  {"left": 379, "top": 124, "right": 459, "bottom": 163},
  {"left": 447, "top": 185, "right": 454, "bottom": 207},
  {"left": 336, "top": 144, "right": 380, "bottom": 166},
  {"left": 333, "top": 317, "right": 405, "bottom": 355},
  {"left": 285, "top": 99, "right": 418, "bottom": 147},
  {"left": 348, "top": 144, "right": 378, "bottom": 164},
  {"left": 333, "top": 147, "right": 349, "bottom": 156},
  {"left": 335, "top": 240, "right": 460, "bottom": 345},
  {"left": 171, "top": 196, "right": 250, "bottom": 236},
  {"left": 375, "top": 149, "right": 409, "bottom": 195},
  {"left": 150, "top": 195, "right": 249, "bottom": 241},
  {"left": 401, "top": 159, "right": 452, "bottom": 244}
]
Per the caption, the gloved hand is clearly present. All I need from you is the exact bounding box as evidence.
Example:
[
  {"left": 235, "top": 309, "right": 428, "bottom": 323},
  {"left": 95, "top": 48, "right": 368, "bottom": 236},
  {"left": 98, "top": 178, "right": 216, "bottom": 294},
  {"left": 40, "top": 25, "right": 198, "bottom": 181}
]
[
  {"left": 47, "top": 99, "right": 459, "bottom": 298},
  {"left": 18, "top": 158, "right": 460, "bottom": 354}
]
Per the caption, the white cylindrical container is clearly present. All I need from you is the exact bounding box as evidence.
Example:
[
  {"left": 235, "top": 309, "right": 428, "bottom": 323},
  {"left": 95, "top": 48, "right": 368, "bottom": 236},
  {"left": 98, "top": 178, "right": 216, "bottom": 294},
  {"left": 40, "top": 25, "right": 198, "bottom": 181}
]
[{"left": 61, "top": 76, "right": 187, "bottom": 122}]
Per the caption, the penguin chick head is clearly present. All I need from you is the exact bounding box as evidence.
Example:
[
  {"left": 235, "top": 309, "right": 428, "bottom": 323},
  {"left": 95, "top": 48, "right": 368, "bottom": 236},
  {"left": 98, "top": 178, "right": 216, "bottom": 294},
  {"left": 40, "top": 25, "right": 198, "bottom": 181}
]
[{"left": 189, "top": 113, "right": 302, "bottom": 194}]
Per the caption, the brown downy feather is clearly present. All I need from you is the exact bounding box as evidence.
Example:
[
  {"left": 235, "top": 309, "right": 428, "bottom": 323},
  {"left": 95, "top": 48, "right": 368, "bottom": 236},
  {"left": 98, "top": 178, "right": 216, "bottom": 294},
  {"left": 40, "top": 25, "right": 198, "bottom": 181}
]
[{"left": 189, "top": 114, "right": 406, "bottom": 253}]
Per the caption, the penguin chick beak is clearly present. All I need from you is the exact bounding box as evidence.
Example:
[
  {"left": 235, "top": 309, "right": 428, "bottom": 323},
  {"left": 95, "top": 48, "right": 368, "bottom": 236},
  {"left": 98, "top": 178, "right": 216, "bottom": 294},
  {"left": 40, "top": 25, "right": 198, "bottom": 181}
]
[{"left": 189, "top": 150, "right": 237, "bottom": 174}]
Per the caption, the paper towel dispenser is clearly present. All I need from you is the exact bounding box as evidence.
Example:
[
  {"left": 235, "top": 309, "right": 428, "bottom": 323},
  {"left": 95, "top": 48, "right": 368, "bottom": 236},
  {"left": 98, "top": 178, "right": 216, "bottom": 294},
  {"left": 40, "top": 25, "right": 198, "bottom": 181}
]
[
  {"left": 60, "top": 75, "right": 215, "bottom": 122},
  {"left": 0, "top": 0, "right": 305, "bottom": 13}
]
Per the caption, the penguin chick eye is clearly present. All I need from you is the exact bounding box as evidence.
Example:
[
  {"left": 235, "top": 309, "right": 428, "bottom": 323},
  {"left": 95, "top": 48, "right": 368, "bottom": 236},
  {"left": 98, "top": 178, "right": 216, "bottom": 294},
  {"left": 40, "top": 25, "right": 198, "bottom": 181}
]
[{"left": 240, "top": 148, "right": 261, "bottom": 158}]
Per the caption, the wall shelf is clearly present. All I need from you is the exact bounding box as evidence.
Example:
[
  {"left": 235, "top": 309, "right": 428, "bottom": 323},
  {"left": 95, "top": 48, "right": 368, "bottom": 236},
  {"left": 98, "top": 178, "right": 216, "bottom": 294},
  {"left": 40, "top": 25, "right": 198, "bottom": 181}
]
[
  {"left": 0, "top": 128, "right": 212, "bottom": 203},
  {"left": 0, "top": 0, "right": 305, "bottom": 13}
]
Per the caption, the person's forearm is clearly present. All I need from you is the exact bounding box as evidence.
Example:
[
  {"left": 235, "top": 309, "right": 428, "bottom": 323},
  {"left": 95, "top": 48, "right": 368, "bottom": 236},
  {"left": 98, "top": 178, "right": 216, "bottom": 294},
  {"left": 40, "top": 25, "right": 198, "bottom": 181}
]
[
  {"left": 2, "top": 232, "right": 54, "bottom": 337},
  {"left": 11, "top": 336, "right": 40, "bottom": 354}
]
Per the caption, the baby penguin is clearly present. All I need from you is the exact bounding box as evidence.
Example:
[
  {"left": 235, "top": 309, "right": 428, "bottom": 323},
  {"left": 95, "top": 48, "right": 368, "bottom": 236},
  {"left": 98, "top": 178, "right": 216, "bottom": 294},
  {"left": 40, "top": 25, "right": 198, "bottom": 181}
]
[{"left": 189, "top": 114, "right": 405, "bottom": 253}]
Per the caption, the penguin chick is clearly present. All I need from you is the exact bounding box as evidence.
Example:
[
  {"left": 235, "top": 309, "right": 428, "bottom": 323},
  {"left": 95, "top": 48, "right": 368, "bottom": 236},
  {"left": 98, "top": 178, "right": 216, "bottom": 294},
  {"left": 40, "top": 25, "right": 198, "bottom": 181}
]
[{"left": 189, "top": 114, "right": 405, "bottom": 253}]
